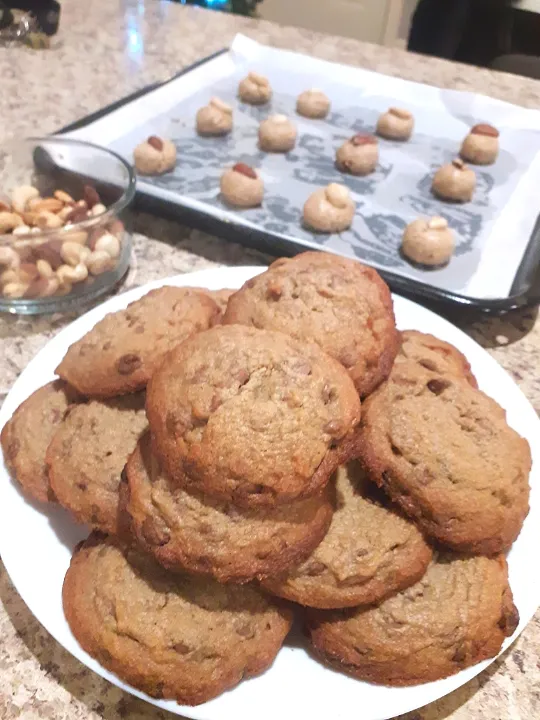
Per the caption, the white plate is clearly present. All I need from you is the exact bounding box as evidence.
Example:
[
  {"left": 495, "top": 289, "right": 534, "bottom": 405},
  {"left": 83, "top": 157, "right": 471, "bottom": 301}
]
[{"left": 0, "top": 266, "right": 539, "bottom": 720}]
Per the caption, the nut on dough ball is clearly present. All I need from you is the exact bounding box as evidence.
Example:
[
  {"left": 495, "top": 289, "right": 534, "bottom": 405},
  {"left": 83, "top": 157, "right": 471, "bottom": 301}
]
[
  {"left": 133, "top": 136, "right": 177, "bottom": 175},
  {"left": 460, "top": 123, "right": 500, "bottom": 165},
  {"left": 432, "top": 158, "right": 476, "bottom": 202},
  {"left": 296, "top": 88, "right": 331, "bottom": 119},
  {"left": 238, "top": 71, "right": 272, "bottom": 105},
  {"left": 196, "top": 97, "right": 233, "bottom": 136},
  {"left": 258, "top": 115, "right": 297, "bottom": 152},
  {"left": 336, "top": 134, "right": 378, "bottom": 176},
  {"left": 401, "top": 216, "right": 455, "bottom": 266},
  {"left": 220, "top": 163, "right": 264, "bottom": 208},
  {"left": 376, "top": 107, "right": 414, "bottom": 141},
  {"left": 303, "top": 183, "right": 355, "bottom": 233}
]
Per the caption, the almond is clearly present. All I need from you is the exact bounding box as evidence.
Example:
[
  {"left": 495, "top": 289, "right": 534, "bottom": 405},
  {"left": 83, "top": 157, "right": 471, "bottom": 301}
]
[
  {"left": 54, "top": 190, "right": 75, "bottom": 204},
  {"left": 32, "top": 198, "right": 64, "bottom": 214},
  {"left": 84, "top": 185, "right": 101, "bottom": 209},
  {"left": 147, "top": 136, "right": 164, "bottom": 151},
  {"left": 351, "top": 134, "right": 377, "bottom": 146},
  {"left": 233, "top": 162, "right": 257, "bottom": 179},
  {"left": 471, "top": 123, "right": 499, "bottom": 138},
  {"left": 33, "top": 239, "right": 64, "bottom": 270}
]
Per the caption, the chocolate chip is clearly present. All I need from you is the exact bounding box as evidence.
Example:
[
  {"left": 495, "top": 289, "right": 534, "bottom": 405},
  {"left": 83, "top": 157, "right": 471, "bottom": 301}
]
[
  {"left": 235, "top": 622, "right": 256, "bottom": 639},
  {"left": 116, "top": 354, "right": 142, "bottom": 375},
  {"left": 173, "top": 642, "right": 190, "bottom": 654},
  {"left": 324, "top": 419, "right": 342, "bottom": 437},
  {"left": 427, "top": 378, "right": 450, "bottom": 395}
]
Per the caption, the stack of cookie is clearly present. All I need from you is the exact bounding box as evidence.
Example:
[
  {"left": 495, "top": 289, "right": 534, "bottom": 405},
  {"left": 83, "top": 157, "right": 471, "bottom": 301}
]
[{"left": 1, "top": 252, "right": 530, "bottom": 703}]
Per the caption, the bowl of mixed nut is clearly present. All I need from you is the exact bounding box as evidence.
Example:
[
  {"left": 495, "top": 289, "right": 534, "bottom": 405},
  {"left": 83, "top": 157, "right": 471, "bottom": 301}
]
[{"left": 0, "top": 137, "right": 135, "bottom": 314}]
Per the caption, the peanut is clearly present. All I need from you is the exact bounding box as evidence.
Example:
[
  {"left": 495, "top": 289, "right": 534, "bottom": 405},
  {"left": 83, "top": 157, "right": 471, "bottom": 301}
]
[
  {"left": 11, "top": 186, "right": 39, "bottom": 214},
  {"left": 63, "top": 230, "right": 88, "bottom": 245},
  {"left": 0, "top": 269, "right": 18, "bottom": 287},
  {"left": 36, "top": 259, "right": 54, "bottom": 278},
  {"left": 95, "top": 232, "right": 120, "bottom": 259},
  {"left": 0, "top": 212, "right": 24, "bottom": 233},
  {"left": 61, "top": 241, "right": 86, "bottom": 267},
  {"left": 88, "top": 250, "right": 114, "bottom": 275},
  {"left": 2, "top": 282, "right": 28, "bottom": 298}
]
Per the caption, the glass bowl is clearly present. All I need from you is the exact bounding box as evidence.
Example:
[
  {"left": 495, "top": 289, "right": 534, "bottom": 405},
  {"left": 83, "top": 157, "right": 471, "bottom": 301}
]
[{"left": 0, "top": 137, "right": 135, "bottom": 314}]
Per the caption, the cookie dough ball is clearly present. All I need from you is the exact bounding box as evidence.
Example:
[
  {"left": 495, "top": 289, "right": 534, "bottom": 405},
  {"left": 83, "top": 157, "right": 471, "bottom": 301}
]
[
  {"left": 336, "top": 134, "right": 378, "bottom": 176},
  {"left": 376, "top": 107, "right": 414, "bottom": 141},
  {"left": 196, "top": 97, "right": 233, "bottom": 137},
  {"left": 401, "top": 216, "right": 455, "bottom": 267},
  {"left": 238, "top": 71, "right": 272, "bottom": 105},
  {"left": 133, "top": 136, "right": 176, "bottom": 176},
  {"left": 296, "top": 88, "right": 331, "bottom": 119},
  {"left": 220, "top": 163, "right": 264, "bottom": 208},
  {"left": 432, "top": 158, "right": 476, "bottom": 202},
  {"left": 460, "top": 123, "right": 500, "bottom": 165},
  {"left": 303, "top": 183, "right": 355, "bottom": 233},
  {"left": 258, "top": 115, "right": 297, "bottom": 153}
]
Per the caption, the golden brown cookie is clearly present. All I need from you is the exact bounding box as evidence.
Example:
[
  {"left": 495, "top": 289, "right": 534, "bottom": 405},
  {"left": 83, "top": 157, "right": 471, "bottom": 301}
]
[
  {"left": 47, "top": 394, "right": 147, "bottom": 534},
  {"left": 125, "top": 433, "right": 333, "bottom": 582},
  {"left": 223, "top": 252, "right": 399, "bottom": 397},
  {"left": 0, "top": 381, "right": 78, "bottom": 503},
  {"left": 307, "top": 554, "right": 518, "bottom": 686},
  {"left": 146, "top": 324, "right": 361, "bottom": 508},
  {"left": 398, "top": 330, "right": 478, "bottom": 387},
  {"left": 262, "top": 462, "right": 432, "bottom": 608},
  {"left": 56, "top": 287, "right": 220, "bottom": 397},
  {"left": 359, "top": 361, "right": 530, "bottom": 554},
  {"left": 63, "top": 533, "right": 293, "bottom": 705}
]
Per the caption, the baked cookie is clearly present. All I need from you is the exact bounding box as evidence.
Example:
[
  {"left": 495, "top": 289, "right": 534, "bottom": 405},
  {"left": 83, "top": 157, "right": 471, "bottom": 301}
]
[
  {"left": 238, "top": 71, "right": 272, "bottom": 105},
  {"left": 196, "top": 97, "right": 233, "bottom": 136},
  {"left": 398, "top": 330, "right": 477, "bottom": 387},
  {"left": 296, "top": 89, "right": 331, "bottom": 119},
  {"left": 376, "top": 107, "right": 414, "bottom": 141},
  {"left": 63, "top": 533, "right": 292, "bottom": 705},
  {"left": 56, "top": 287, "right": 220, "bottom": 397},
  {"left": 258, "top": 115, "right": 297, "bottom": 152},
  {"left": 432, "top": 159, "right": 476, "bottom": 202},
  {"left": 336, "top": 134, "right": 378, "bottom": 176},
  {"left": 47, "top": 394, "right": 147, "bottom": 534},
  {"left": 308, "top": 553, "right": 518, "bottom": 686},
  {"left": 303, "top": 184, "right": 355, "bottom": 233},
  {"left": 262, "top": 462, "right": 432, "bottom": 608},
  {"left": 460, "top": 123, "right": 499, "bottom": 165},
  {"left": 146, "top": 324, "right": 360, "bottom": 508},
  {"left": 133, "top": 136, "right": 176, "bottom": 175},
  {"left": 220, "top": 163, "right": 264, "bottom": 208},
  {"left": 125, "top": 433, "right": 333, "bottom": 582},
  {"left": 359, "top": 363, "right": 531, "bottom": 554},
  {"left": 223, "top": 252, "right": 399, "bottom": 397},
  {"left": 0, "top": 380, "right": 78, "bottom": 503},
  {"left": 401, "top": 216, "right": 455, "bottom": 267}
]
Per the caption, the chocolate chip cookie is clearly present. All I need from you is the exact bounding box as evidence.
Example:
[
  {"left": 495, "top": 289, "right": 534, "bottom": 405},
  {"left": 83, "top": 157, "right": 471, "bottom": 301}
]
[
  {"left": 1, "top": 380, "right": 78, "bottom": 503},
  {"left": 124, "top": 433, "right": 333, "bottom": 582},
  {"left": 262, "top": 462, "right": 432, "bottom": 608},
  {"left": 47, "top": 394, "right": 147, "bottom": 534},
  {"left": 308, "top": 553, "right": 518, "bottom": 686},
  {"left": 146, "top": 325, "right": 361, "bottom": 508},
  {"left": 223, "top": 252, "right": 399, "bottom": 397},
  {"left": 63, "top": 533, "right": 293, "bottom": 705},
  {"left": 56, "top": 287, "right": 220, "bottom": 397},
  {"left": 359, "top": 364, "right": 531, "bottom": 554},
  {"left": 398, "top": 330, "right": 477, "bottom": 387}
]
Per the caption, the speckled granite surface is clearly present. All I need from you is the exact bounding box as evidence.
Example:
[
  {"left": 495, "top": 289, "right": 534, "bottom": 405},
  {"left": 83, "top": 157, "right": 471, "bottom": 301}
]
[{"left": 1, "top": 2, "right": 540, "bottom": 719}]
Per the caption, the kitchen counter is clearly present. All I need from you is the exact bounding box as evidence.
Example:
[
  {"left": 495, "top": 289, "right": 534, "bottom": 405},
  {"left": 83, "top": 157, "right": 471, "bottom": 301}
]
[{"left": 0, "top": 2, "right": 539, "bottom": 718}]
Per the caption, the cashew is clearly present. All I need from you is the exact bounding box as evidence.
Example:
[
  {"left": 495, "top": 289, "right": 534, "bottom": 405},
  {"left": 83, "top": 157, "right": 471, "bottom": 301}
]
[
  {"left": 36, "top": 211, "right": 63, "bottom": 230},
  {"left": 56, "top": 280, "right": 73, "bottom": 296},
  {"left": 11, "top": 186, "right": 39, "bottom": 214},
  {"left": 54, "top": 190, "right": 75, "bottom": 204},
  {"left": 90, "top": 203, "right": 107, "bottom": 217},
  {"left": 0, "top": 212, "right": 24, "bottom": 233},
  {"left": 12, "top": 225, "right": 32, "bottom": 236},
  {"left": 63, "top": 230, "right": 88, "bottom": 246},
  {"left": 2, "top": 282, "right": 28, "bottom": 298},
  {"left": 95, "top": 232, "right": 120, "bottom": 259},
  {"left": 36, "top": 259, "right": 54, "bottom": 278},
  {"left": 0, "top": 246, "right": 20, "bottom": 269},
  {"left": 87, "top": 250, "right": 114, "bottom": 275},
  {"left": 57, "top": 263, "right": 88, "bottom": 284},
  {"left": 79, "top": 246, "right": 91, "bottom": 264},
  {"left": 61, "top": 241, "right": 86, "bottom": 267}
]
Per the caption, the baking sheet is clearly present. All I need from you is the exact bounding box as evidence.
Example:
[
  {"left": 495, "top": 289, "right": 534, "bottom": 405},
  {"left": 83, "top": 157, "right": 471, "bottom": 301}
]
[{"left": 65, "top": 34, "right": 540, "bottom": 300}]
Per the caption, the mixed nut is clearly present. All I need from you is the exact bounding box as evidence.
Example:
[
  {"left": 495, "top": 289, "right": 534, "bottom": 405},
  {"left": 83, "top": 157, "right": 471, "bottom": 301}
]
[{"left": 0, "top": 184, "right": 125, "bottom": 301}]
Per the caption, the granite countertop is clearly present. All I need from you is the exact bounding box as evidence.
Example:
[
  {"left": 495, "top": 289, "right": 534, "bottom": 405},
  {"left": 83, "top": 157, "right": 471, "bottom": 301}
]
[{"left": 1, "top": 1, "right": 539, "bottom": 718}]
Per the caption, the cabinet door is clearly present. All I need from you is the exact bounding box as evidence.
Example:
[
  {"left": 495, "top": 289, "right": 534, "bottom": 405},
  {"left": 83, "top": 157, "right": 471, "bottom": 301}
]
[{"left": 259, "top": 0, "right": 392, "bottom": 44}]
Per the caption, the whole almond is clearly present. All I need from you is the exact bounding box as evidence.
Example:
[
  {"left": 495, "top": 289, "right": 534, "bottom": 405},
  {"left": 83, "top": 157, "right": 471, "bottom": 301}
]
[
  {"left": 233, "top": 162, "right": 257, "bottom": 179},
  {"left": 471, "top": 123, "right": 499, "bottom": 138},
  {"left": 147, "top": 135, "right": 164, "bottom": 151},
  {"left": 0, "top": 200, "right": 11, "bottom": 212},
  {"left": 54, "top": 190, "right": 75, "bottom": 204},
  {"left": 351, "top": 134, "right": 377, "bottom": 146},
  {"left": 33, "top": 239, "right": 64, "bottom": 270},
  {"left": 32, "top": 198, "right": 64, "bottom": 214},
  {"left": 84, "top": 185, "right": 101, "bottom": 209}
]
